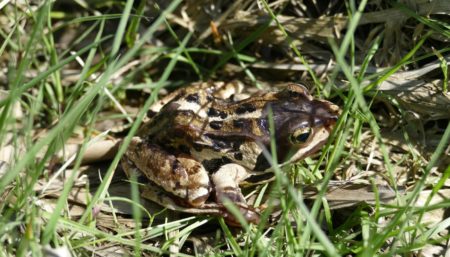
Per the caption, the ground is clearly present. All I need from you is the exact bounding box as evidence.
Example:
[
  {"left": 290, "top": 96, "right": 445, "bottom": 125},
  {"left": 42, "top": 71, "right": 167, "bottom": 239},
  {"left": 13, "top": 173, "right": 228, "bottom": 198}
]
[{"left": 0, "top": 0, "right": 449, "bottom": 256}]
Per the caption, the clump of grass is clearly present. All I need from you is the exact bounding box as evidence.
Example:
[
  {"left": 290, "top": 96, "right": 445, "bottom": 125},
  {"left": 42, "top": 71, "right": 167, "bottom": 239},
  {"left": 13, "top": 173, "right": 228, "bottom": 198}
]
[{"left": 0, "top": 0, "right": 449, "bottom": 256}]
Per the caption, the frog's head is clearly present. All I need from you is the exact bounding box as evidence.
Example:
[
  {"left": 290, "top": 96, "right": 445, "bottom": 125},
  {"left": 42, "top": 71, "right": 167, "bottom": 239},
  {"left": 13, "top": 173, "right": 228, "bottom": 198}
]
[{"left": 268, "top": 83, "right": 340, "bottom": 164}]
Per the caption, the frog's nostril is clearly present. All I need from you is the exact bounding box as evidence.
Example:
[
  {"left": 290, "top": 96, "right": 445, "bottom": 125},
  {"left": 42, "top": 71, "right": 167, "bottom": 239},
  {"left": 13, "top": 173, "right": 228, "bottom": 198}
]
[{"left": 325, "top": 114, "right": 339, "bottom": 126}]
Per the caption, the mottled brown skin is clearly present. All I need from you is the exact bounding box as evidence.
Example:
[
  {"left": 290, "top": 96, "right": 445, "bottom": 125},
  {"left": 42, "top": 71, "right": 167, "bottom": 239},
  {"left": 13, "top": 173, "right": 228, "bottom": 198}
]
[{"left": 121, "top": 81, "right": 339, "bottom": 225}]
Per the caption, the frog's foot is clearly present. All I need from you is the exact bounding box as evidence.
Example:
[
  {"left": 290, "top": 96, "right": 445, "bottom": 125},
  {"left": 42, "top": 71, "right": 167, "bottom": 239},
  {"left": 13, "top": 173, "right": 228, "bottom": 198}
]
[{"left": 211, "top": 163, "right": 260, "bottom": 225}]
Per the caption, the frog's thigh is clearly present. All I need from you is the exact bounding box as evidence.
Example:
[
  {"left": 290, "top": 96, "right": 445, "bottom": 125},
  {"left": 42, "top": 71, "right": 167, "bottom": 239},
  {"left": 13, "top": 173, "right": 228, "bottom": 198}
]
[
  {"left": 211, "top": 163, "right": 251, "bottom": 204},
  {"left": 122, "top": 137, "right": 210, "bottom": 207}
]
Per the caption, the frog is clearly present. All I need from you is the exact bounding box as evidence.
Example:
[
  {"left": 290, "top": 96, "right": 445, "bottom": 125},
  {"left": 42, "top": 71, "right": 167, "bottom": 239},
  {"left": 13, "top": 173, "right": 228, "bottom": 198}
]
[{"left": 121, "top": 81, "right": 340, "bottom": 226}]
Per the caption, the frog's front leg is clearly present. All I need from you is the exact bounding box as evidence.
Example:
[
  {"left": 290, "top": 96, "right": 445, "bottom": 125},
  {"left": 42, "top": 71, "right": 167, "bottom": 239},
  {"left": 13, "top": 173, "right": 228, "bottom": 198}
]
[
  {"left": 212, "top": 164, "right": 260, "bottom": 225},
  {"left": 122, "top": 137, "right": 211, "bottom": 207}
]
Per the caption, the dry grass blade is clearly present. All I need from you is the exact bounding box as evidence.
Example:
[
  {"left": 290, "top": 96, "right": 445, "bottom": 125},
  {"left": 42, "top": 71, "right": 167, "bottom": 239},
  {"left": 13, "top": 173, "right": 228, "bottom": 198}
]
[{"left": 1, "top": 0, "right": 450, "bottom": 256}]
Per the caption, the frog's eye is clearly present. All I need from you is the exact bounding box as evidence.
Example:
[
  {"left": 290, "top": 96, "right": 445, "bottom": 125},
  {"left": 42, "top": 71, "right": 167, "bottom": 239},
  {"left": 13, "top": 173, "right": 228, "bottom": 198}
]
[{"left": 290, "top": 127, "right": 312, "bottom": 144}]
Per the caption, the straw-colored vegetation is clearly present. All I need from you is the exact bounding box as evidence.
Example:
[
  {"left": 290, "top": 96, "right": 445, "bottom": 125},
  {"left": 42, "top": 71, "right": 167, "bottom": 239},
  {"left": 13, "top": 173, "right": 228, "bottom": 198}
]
[{"left": 0, "top": 0, "right": 449, "bottom": 256}]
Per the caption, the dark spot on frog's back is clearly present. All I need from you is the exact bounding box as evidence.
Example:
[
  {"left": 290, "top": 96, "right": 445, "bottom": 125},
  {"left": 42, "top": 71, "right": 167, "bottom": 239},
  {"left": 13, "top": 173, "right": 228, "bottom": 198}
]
[
  {"left": 186, "top": 93, "right": 200, "bottom": 103},
  {"left": 209, "top": 121, "right": 223, "bottom": 130},
  {"left": 235, "top": 103, "right": 256, "bottom": 114},
  {"left": 207, "top": 108, "right": 228, "bottom": 119}
]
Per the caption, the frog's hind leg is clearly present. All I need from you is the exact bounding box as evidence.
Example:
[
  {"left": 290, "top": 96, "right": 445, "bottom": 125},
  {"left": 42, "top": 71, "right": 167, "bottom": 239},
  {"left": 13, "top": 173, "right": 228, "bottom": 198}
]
[
  {"left": 121, "top": 137, "right": 211, "bottom": 207},
  {"left": 211, "top": 164, "right": 260, "bottom": 225}
]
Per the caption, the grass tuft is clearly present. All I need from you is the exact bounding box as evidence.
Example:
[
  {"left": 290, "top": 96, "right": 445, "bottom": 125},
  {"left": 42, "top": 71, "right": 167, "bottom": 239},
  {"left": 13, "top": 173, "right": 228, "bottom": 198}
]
[{"left": 0, "top": 0, "right": 449, "bottom": 256}]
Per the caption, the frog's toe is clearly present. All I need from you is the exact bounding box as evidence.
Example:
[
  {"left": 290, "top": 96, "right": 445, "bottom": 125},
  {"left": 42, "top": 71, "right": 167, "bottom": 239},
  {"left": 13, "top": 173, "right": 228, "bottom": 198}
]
[{"left": 220, "top": 205, "right": 260, "bottom": 227}]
